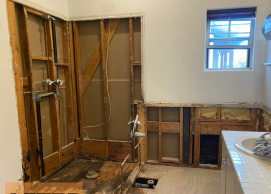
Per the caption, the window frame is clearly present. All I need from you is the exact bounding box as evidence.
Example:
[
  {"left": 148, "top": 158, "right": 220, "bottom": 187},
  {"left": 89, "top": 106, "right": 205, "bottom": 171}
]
[{"left": 205, "top": 17, "right": 256, "bottom": 71}]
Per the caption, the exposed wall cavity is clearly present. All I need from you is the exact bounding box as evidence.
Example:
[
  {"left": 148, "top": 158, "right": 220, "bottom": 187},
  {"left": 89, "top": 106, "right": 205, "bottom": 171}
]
[
  {"left": 200, "top": 108, "right": 217, "bottom": 119},
  {"left": 221, "top": 108, "right": 250, "bottom": 121},
  {"left": 263, "top": 111, "right": 271, "bottom": 131}
]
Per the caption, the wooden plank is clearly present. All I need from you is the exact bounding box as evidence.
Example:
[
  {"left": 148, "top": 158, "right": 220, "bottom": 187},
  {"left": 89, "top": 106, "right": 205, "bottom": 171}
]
[
  {"left": 73, "top": 22, "right": 85, "bottom": 141},
  {"left": 137, "top": 103, "right": 147, "bottom": 162},
  {"left": 161, "top": 122, "right": 180, "bottom": 133},
  {"left": 251, "top": 109, "right": 257, "bottom": 131},
  {"left": 180, "top": 107, "right": 183, "bottom": 164},
  {"left": 222, "top": 125, "right": 253, "bottom": 131},
  {"left": 7, "top": 0, "right": 32, "bottom": 185},
  {"left": 108, "top": 141, "right": 132, "bottom": 161},
  {"left": 18, "top": 5, "right": 41, "bottom": 180},
  {"left": 80, "top": 19, "right": 121, "bottom": 95},
  {"left": 44, "top": 19, "right": 62, "bottom": 164},
  {"left": 129, "top": 18, "right": 135, "bottom": 119},
  {"left": 162, "top": 157, "right": 179, "bottom": 164},
  {"left": 31, "top": 56, "right": 52, "bottom": 61},
  {"left": 26, "top": 7, "right": 44, "bottom": 17},
  {"left": 194, "top": 108, "right": 200, "bottom": 166},
  {"left": 201, "top": 124, "right": 220, "bottom": 135},
  {"left": 55, "top": 63, "right": 69, "bottom": 67},
  {"left": 146, "top": 121, "right": 158, "bottom": 132},
  {"left": 81, "top": 140, "right": 107, "bottom": 159},
  {"left": 68, "top": 22, "right": 80, "bottom": 156},
  {"left": 44, "top": 152, "right": 61, "bottom": 176},
  {"left": 183, "top": 107, "right": 190, "bottom": 165},
  {"left": 189, "top": 107, "right": 194, "bottom": 165},
  {"left": 133, "top": 62, "right": 141, "bottom": 66},
  {"left": 100, "top": 20, "right": 109, "bottom": 160},
  {"left": 61, "top": 143, "right": 76, "bottom": 165},
  {"left": 199, "top": 119, "right": 253, "bottom": 123},
  {"left": 61, "top": 21, "right": 75, "bottom": 146},
  {"left": 217, "top": 108, "right": 221, "bottom": 119},
  {"left": 159, "top": 108, "right": 162, "bottom": 163},
  {"left": 199, "top": 121, "right": 253, "bottom": 126},
  {"left": 22, "top": 77, "right": 29, "bottom": 86}
]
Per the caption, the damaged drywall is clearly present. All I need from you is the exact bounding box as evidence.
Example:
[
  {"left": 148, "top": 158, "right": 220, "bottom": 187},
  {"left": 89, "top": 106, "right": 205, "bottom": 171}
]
[
  {"left": 200, "top": 108, "right": 217, "bottom": 119},
  {"left": 221, "top": 108, "right": 251, "bottom": 121}
]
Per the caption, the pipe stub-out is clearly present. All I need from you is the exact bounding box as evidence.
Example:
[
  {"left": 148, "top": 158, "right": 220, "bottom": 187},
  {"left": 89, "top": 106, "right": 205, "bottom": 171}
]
[{"left": 147, "top": 180, "right": 154, "bottom": 185}]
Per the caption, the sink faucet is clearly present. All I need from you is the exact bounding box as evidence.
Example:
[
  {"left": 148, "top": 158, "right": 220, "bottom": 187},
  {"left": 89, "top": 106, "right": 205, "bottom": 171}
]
[
  {"left": 253, "top": 133, "right": 271, "bottom": 156},
  {"left": 128, "top": 114, "right": 145, "bottom": 140}
]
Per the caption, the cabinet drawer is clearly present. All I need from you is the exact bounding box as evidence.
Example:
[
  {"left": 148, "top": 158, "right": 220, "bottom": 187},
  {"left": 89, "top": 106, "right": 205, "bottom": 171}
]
[
  {"left": 223, "top": 125, "right": 252, "bottom": 131},
  {"left": 201, "top": 124, "right": 220, "bottom": 135}
]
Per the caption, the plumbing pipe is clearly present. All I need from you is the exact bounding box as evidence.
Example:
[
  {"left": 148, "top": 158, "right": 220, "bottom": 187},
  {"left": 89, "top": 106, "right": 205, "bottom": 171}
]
[
  {"left": 121, "top": 153, "right": 130, "bottom": 194},
  {"left": 36, "top": 92, "right": 56, "bottom": 177},
  {"left": 134, "top": 142, "right": 141, "bottom": 166}
]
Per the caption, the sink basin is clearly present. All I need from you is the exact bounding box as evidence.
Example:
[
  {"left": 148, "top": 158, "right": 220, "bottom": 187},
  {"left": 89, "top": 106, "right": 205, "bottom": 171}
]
[
  {"left": 234, "top": 136, "right": 256, "bottom": 155},
  {"left": 234, "top": 136, "right": 271, "bottom": 160}
]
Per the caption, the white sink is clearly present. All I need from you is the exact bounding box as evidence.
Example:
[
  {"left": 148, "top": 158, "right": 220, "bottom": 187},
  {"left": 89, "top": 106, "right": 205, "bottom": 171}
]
[{"left": 234, "top": 136, "right": 271, "bottom": 160}]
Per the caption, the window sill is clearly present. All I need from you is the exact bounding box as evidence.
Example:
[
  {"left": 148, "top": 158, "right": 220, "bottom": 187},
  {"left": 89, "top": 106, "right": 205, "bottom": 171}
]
[{"left": 204, "top": 68, "right": 252, "bottom": 72}]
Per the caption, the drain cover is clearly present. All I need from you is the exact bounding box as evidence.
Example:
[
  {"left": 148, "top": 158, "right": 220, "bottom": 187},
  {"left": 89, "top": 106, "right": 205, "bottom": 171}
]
[{"left": 86, "top": 170, "right": 99, "bottom": 179}]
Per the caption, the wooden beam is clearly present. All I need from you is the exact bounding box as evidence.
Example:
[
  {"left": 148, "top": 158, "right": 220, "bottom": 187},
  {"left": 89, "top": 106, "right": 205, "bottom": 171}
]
[
  {"left": 146, "top": 121, "right": 158, "bottom": 132},
  {"left": 22, "top": 77, "right": 29, "bottom": 86},
  {"left": 194, "top": 107, "right": 200, "bottom": 166},
  {"left": 31, "top": 56, "right": 52, "bottom": 61},
  {"left": 161, "top": 122, "right": 180, "bottom": 133},
  {"left": 26, "top": 7, "right": 45, "bottom": 17},
  {"left": 217, "top": 108, "right": 221, "bottom": 119},
  {"left": 137, "top": 103, "right": 147, "bottom": 162},
  {"left": 18, "top": 5, "right": 41, "bottom": 180},
  {"left": 129, "top": 18, "right": 135, "bottom": 119},
  {"left": 7, "top": 0, "right": 32, "bottom": 186},
  {"left": 133, "top": 62, "right": 141, "bottom": 66},
  {"left": 68, "top": 22, "right": 80, "bottom": 156},
  {"left": 180, "top": 107, "right": 183, "bottom": 164},
  {"left": 61, "top": 21, "right": 75, "bottom": 146},
  {"left": 72, "top": 22, "right": 85, "bottom": 142},
  {"left": 189, "top": 107, "right": 194, "bottom": 165},
  {"left": 80, "top": 19, "right": 121, "bottom": 95},
  {"left": 158, "top": 108, "right": 162, "bottom": 163},
  {"left": 44, "top": 18, "right": 62, "bottom": 164}
]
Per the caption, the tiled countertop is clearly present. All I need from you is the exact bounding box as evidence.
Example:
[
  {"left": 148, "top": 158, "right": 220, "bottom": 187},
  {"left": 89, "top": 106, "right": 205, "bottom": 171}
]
[{"left": 222, "top": 131, "right": 271, "bottom": 194}]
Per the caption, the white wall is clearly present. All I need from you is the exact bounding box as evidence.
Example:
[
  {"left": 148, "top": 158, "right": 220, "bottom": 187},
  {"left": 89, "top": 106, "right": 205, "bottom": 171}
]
[
  {"left": 0, "top": 0, "right": 68, "bottom": 193},
  {"left": 67, "top": 0, "right": 270, "bottom": 104}
]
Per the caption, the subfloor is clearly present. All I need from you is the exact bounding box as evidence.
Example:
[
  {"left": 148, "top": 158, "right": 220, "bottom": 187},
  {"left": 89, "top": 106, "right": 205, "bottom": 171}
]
[
  {"left": 127, "top": 164, "right": 221, "bottom": 194},
  {"left": 44, "top": 158, "right": 137, "bottom": 194}
]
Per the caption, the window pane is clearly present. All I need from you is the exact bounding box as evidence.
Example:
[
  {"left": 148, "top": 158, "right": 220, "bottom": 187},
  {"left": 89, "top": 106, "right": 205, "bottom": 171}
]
[
  {"left": 229, "top": 40, "right": 248, "bottom": 45},
  {"left": 208, "top": 49, "right": 248, "bottom": 69},
  {"left": 230, "top": 33, "right": 250, "bottom": 38},
  {"left": 209, "top": 41, "right": 228, "bottom": 45},
  {"left": 210, "top": 21, "right": 229, "bottom": 25},
  {"left": 210, "top": 25, "right": 229, "bottom": 33},
  {"left": 209, "top": 34, "right": 228, "bottom": 39},
  {"left": 230, "top": 21, "right": 251, "bottom": 33}
]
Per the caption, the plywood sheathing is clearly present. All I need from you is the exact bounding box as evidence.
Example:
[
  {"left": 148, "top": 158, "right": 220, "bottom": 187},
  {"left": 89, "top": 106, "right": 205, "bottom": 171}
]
[
  {"left": 201, "top": 108, "right": 217, "bottom": 119},
  {"left": 262, "top": 111, "right": 271, "bottom": 131},
  {"left": 79, "top": 21, "right": 105, "bottom": 140},
  {"left": 221, "top": 108, "right": 250, "bottom": 121}
]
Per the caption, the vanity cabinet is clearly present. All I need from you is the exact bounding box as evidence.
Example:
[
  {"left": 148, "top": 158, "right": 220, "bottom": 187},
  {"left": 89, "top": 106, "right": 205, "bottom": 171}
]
[{"left": 221, "top": 135, "right": 243, "bottom": 194}]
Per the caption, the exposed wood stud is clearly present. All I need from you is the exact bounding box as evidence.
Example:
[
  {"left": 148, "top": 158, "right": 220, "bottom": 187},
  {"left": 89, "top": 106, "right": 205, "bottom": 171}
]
[
  {"left": 7, "top": 0, "right": 32, "bottom": 186},
  {"left": 26, "top": 7, "right": 45, "bottom": 17},
  {"left": 194, "top": 108, "right": 200, "bottom": 166},
  {"left": 137, "top": 103, "right": 147, "bottom": 162},
  {"left": 159, "top": 108, "right": 162, "bottom": 163},
  {"left": 100, "top": 20, "right": 109, "bottom": 159},
  {"left": 18, "top": 5, "right": 41, "bottom": 180},
  {"left": 217, "top": 108, "right": 221, "bottom": 119},
  {"left": 133, "top": 62, "right": 141, "bottom": 66},
  {"left": 31, "top": 56, "right": 52, "bottom": 61},
  {"left": 44, "top": 18, "right": 62, "bottom": 166},
  {"left": 129, "top": 18, "right": 135, "bottom": 119},
  {"left": 22, "top": 77, "right": 29, "bottom": 87},
  {"left": 179, "top": 107, "right": 184, "bottom": 164},
  {"left": 189, "top": 107, "right": 194, "bottom": 165},
  {"left": 72, "top": 22, "right": 85, "bottom": 142},
  {"left": 68, "top": 22, "right": 80, "bottom": 156}
]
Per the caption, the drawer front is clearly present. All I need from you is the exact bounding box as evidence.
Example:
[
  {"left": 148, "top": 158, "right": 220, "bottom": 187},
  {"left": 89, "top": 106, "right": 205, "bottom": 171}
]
[
  {"left": 223, "top": 125, "right": 252, "bottom": 131},
  {"left": 201, "top": 124, "right": 221, "bottom": 135}
]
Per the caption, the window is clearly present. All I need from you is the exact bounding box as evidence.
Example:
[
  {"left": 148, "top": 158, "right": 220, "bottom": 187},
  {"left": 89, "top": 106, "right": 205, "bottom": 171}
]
[{"left": 206, "top": 8, "right": 256, "bottom": 70}]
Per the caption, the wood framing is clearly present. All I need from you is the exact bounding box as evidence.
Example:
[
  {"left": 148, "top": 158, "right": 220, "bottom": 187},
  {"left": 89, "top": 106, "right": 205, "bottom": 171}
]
[
  {"left": 179, "top": 108, "right": 184, "bottom": 164},
  {"left": 137, "top": 103, "right": 147, "bottom": 162},
  {"left": 7, "top": 0, "right": 32, "bottom": 185},
  {"left": 129, "top": 18, "right": 135, "bottom": 119},
  {"left": 158, "top": 108, "right": 162, "bottom": 163},
  {"left": 17, "top": 4, "right": 41, "bottom": 180}
]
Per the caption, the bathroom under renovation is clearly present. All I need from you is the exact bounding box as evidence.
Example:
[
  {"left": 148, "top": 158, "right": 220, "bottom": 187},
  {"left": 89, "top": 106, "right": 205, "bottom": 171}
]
[{"left": 3, "top": 0, "right": 271, "bottom": 194}]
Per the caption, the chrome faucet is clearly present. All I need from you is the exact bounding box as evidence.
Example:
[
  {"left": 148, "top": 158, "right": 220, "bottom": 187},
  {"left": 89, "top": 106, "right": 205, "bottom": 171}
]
[
  {"left": 128, "top": 114, "right": 145, "bottom": 140},
  {"left": 253, "top": 133, "right": 271, "bottom": 156}
]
